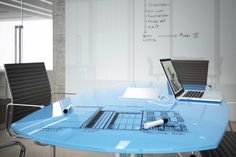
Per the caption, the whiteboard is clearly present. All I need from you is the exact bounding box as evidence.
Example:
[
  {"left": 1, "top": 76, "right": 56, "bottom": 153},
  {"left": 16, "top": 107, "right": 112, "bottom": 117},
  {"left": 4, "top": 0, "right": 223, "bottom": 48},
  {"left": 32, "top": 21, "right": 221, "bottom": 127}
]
[
  {"left": 65, "top": 0, "right": 217, "bottom": 91},
  {"left": 133, "top": 0, "right": 216, "bottom": 82}
]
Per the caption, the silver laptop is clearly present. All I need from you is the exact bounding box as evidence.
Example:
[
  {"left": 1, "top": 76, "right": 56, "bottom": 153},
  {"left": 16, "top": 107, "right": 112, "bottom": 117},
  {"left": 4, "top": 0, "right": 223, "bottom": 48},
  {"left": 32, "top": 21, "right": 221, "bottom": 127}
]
[{"left": 160, "top": 58, "right": 222, "bottom": 102}]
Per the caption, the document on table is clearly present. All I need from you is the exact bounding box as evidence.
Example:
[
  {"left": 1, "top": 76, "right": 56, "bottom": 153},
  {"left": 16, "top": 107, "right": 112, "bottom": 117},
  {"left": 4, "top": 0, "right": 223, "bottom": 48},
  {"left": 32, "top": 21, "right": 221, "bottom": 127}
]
[{"left": 122, "top": 87, "right": 159, "bottom": 100}]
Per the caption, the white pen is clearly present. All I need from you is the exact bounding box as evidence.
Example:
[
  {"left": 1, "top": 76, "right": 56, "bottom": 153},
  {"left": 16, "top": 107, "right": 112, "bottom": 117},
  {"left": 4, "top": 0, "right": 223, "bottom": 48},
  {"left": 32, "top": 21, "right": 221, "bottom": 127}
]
[
  {"left": 144, "top": 118, "right": 168, "bottom": 129},
  {"left": 63, "top": 104, "right": 72, "bottom": 114}
]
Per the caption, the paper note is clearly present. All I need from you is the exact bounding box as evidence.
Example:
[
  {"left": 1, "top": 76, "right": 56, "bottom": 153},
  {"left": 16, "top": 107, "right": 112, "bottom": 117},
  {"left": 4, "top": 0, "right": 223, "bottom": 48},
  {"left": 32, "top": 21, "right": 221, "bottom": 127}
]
[{"left": 122, "top": 87, "right": 159, "bottom": 100}]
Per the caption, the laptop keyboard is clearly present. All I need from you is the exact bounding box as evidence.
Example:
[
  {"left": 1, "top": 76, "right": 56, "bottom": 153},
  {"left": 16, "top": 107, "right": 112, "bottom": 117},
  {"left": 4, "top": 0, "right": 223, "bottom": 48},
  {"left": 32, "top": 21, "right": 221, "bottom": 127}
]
[{"left": 183, "top": 91, "right": 204, "bottom": 98}]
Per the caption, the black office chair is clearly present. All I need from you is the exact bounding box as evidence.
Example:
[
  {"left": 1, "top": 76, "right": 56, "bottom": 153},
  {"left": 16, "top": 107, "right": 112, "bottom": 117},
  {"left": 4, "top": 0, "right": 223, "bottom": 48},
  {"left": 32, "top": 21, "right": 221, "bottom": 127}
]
[
  {"left": 172, "top": 60, "right": 209, "bottom": 85},
  {"left": 4, "top": 63, "right": 51, "bottom": 135},
  {"left": 200, "top": 122, "right": 236, "bottom": 157},
  {"left": 3, "top": 62, "right": 54, "bottom": 157},
  {"left": 172, "top": 60, "right": 236, "bottom": 157},
  {"left": 172, "top": 60, "right": 209, "bottom": 157}
]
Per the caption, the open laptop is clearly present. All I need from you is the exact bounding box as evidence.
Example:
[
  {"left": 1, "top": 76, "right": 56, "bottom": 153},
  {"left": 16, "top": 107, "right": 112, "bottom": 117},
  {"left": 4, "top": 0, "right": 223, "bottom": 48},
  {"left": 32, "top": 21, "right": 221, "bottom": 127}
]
[{"left": 160, "top": 58, "right": 222, "bottom": 102}]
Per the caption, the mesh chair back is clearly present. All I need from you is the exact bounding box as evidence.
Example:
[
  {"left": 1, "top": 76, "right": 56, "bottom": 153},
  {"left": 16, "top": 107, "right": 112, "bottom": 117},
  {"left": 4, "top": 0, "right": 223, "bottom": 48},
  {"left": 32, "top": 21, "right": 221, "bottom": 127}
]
[
  {"left": 200, "top": 132, "right": 236, "bottom": 157},
  {"left": 172, "top": 60, "right": 209, "bottom": 85},
  {"left": 4, "top": 62, "right": 51, "bottom": 123}
]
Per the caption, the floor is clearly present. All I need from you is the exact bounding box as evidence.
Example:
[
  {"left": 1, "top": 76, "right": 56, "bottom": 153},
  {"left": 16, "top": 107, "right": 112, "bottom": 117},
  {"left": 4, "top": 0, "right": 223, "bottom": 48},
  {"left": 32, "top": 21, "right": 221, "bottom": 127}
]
[{"left": 0, "top": 122, "right": 235, "bottom": 157}]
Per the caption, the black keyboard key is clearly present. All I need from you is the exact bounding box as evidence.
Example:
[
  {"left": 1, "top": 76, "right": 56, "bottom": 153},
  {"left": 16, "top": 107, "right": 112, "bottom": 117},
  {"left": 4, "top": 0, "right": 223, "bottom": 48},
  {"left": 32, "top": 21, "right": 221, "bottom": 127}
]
[
  {"left": 183, "top": 91, "right": 191, "bottom": 97},
  {"left": 199, "top": 92, "right": 204, "bottom": 98},
  {"left": 183, "top": 91, "right": 204, "bottom": 98},
  {"left": 195, "top": 91, "right": 202, "bottom": 98},
  {"left": 192, "top": 92, "right": 198, "bottom": 98},
  {"left": 189, "top": 91, "right": 195, "bottom": 97}
]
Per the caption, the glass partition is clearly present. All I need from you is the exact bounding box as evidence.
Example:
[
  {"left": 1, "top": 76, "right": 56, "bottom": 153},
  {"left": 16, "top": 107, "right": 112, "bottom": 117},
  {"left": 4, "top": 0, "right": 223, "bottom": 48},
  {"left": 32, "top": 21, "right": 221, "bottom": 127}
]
[
  {"left": 65, "top": 0, "right": 236, "bottom": 117},
  {"left": 0, "top": 0, "right": 53, "bottom": 70}
]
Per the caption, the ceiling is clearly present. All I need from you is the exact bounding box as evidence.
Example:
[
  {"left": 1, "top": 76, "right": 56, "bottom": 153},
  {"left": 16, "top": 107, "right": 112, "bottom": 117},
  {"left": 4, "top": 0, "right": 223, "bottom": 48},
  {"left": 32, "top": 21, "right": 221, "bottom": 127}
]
[{"left": 0, "top": 0, "right": 52, "bottom": 21}]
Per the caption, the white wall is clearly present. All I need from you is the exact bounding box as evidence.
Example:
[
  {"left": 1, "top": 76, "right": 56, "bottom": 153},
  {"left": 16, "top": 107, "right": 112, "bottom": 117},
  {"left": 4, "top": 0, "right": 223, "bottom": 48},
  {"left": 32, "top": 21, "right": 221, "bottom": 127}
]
[
  {"left": 66, "top": 0, "right": 132, "bottom": 94},
  {"left": 172, "top": 0, "right": 216, "bottom": 82},
  {"left": 219, "top": 0, "right": 236, "bottom": 121}
]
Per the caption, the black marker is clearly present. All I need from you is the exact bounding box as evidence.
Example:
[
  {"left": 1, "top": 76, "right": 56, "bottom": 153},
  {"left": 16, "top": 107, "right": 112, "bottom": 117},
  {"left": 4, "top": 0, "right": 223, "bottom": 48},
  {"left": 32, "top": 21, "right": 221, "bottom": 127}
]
[
  {"left": 144, "top": 118, "right": 168, "bottom": 129},
  {"left": 63, "top": 105, "right": 72, "bottom": 114}
]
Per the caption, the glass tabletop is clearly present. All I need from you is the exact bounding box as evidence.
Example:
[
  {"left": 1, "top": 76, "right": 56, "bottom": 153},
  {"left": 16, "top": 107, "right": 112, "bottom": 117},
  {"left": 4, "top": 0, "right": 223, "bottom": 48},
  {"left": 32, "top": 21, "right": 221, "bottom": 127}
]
[{"left": 11, "top": 82, "right": 229, "bottom": 154}]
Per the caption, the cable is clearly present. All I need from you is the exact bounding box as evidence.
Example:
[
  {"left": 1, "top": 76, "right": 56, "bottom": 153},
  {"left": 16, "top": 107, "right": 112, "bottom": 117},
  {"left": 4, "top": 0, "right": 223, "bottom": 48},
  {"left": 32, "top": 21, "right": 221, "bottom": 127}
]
[{"left": 147, "top": 95, "right": 175, "bottom": 107}]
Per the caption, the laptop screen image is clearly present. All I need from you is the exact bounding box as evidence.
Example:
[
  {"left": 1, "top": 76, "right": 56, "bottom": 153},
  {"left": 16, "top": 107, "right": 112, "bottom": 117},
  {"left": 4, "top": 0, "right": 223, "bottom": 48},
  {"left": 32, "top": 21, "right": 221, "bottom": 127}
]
[{"left": 160, "top": 59, "right": 184, "bottom": 96}]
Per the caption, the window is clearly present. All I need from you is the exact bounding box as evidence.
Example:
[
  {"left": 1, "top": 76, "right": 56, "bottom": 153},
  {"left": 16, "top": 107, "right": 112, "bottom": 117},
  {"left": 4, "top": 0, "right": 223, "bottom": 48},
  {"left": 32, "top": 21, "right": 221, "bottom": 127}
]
[
  {"left": 0, "top": 0, "right": 53, "bottom": 70},
  {"left": 0, "top": 19, "right": 53, "bottom": 70}
]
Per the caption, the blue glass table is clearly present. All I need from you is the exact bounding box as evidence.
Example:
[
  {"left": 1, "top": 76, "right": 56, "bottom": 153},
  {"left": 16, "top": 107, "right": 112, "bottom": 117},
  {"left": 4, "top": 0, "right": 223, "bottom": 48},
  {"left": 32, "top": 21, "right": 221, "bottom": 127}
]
[{"left": 11, "top": 83, "right": 229, "bottom": 156}]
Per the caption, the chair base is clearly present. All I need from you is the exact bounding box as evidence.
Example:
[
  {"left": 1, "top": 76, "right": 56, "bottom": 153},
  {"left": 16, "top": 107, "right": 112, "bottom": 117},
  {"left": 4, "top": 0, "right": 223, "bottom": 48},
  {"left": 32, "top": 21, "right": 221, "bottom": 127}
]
[{"left": 0, "top": 141, "right": 25, "bottom": 157}]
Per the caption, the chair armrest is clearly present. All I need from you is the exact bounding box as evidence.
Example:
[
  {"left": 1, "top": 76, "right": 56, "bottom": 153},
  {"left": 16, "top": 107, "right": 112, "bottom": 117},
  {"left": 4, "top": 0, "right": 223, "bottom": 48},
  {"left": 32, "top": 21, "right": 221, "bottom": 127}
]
[
  {"left": 228, "top": 121, "right": 234, "bottom": 132},
  {"left": 5, "top": 103, "right": 44, "bottom": 138},
  {"left": 227, "top": 102, "right": 236, "bottom": 132}
]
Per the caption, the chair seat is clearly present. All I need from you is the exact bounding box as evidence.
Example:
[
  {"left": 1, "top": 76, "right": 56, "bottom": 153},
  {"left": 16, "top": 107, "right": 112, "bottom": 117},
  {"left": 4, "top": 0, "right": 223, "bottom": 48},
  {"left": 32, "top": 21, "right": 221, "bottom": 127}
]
[{"left": 200, "top": 131, "right": 236, "bottom": 157}]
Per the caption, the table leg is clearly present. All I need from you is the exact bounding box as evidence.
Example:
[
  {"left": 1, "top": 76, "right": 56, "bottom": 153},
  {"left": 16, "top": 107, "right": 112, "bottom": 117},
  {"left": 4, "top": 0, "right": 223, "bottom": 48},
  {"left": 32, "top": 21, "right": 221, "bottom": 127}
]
[
  {"left": 133, "top": 154, "right": 143, "bottom": 157},
  {"left": 52, "top": 145, "right": 56, "bottom": 157},
  {"left": 114, "top": 154, "right": 127, "bottom": 157}
]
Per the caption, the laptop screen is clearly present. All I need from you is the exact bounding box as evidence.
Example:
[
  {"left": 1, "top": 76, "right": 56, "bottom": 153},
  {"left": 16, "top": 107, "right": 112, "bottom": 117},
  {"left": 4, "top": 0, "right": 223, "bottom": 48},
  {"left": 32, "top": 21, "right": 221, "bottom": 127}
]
[{"left": 160, "top": 59, "right": 184, "bottom": 96}]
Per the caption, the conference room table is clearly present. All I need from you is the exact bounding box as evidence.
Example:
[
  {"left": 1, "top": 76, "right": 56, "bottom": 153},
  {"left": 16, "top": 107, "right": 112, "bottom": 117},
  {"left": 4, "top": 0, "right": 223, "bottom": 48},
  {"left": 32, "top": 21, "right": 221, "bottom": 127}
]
[{"left": 11, "top": 82, "right": 229, "bottom": 157}]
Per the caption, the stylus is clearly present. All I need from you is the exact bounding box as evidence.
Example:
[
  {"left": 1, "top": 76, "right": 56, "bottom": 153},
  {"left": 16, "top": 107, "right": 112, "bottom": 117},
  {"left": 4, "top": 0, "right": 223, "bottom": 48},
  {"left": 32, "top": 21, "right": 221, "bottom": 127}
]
[
  {"left": 63, "top": 104, "right": 72, "bottom": 114},
  {"left": 143, "top": 118, "right": 168, "bottom": 129}
]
